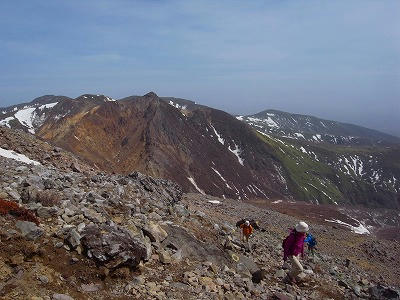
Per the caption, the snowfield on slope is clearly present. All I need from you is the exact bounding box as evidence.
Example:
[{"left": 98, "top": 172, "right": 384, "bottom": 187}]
[
  {"left": 0, "top": 147, "right": 41, "bottom": 165},
  {"left": 188, "top": 177, "right": 205, "bottom": 194},
  {"left": 325, "top": 218, "right": 370, "bottom": 234}
]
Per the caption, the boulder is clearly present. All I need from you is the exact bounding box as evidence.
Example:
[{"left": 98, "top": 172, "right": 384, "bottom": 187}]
[
  {"left": 15, "top": 221, "right": 43, "bottom": 241},
  {"left": 159, "top": 250, "right": 172, "bottom": 264},
  {"left": 369, "top": 284, "right": 400, "bottom": 300},
  {"left": 81, "top": 223, "right": 148, "bottom": 270},
  {"left": 66, "top": 229, "right": 81, "bottom": 249},
  {"left": 52, "top": 294, "right": 74, "bottom": 300},
  {"left": 142, "top": 222, "right": 168, "bottom": 243},
  {"left": 252, "top": 269, "right": 267, "bottom": 284},
  {"left": 80, "top": 283, "right": 103, "bottom": 292},
  {"left": 199, "top": 276, "right": 217, "bottom": 292},
  {"left": 174, "top": 205, "right": 190, "bottom": 218},
  {"left": 274, "top": 269, "right": 286, "bottom": 279},
  {"left": 228, "top": 251, "right": 259, "bottom": 275},
  {"left": 70, "top": 162, "right": 81, "bottom": 173},
  {"left": 162, "top": 224, "right": 229, "bottom": 266},
  {"left": 36, "top": 206, "right": 58, "bottom": 218},
  {"left": 20, "top": 187, "right": 40, "bottom": 203}
]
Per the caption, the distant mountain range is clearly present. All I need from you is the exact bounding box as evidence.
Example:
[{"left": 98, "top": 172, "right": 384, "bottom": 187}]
[
  {"left": 1, "top": 93, "right": 399, "bottom": 208},
  {"left": 237, "top": 109, "right": 400, "bottom": 146}
]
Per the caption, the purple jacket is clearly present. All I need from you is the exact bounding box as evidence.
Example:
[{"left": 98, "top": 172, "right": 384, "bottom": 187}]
[{"left": 283, "top": 229, "right": 306, "bottom": 260}]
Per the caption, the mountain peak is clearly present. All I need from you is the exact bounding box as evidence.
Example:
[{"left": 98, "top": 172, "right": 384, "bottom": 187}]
[{"left": 143, "top": 91, "right": 159, "bottom": 99}]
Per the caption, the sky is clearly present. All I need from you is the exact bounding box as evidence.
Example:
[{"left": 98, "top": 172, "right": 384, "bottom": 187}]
[{"left": 1, "top": 0, "right": 399, "bottom": 136}]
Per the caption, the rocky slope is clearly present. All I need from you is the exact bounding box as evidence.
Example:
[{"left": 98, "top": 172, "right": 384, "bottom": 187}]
[{"left": 0, "top": 127, "right": 399, "bottom": 299}]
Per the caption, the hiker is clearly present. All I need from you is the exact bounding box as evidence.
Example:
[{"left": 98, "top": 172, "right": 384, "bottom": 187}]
[
  {"left": 236, "top": 219, "right": 260, "bottom": 230},
  {"left": 304, "top": 232, "right": 317, "bottom": 257},
  {"left": 239, "top": 220, "right": 253, "bottom": 251},
  {"left": 282, "top": 221, "right": 309, "bottom": 284}
]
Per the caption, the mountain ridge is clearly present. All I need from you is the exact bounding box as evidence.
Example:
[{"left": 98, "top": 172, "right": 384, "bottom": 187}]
[{"left": 0, "top": 92, "right": 399, "bottom": 209}]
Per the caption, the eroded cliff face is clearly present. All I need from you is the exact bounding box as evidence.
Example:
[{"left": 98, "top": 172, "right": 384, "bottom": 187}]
[{"left": 34, "top": 92, "right": 287, "bottom": 200}]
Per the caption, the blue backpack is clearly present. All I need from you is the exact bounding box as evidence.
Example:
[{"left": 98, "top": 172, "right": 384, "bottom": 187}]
[{"left": 305, "top": 233, "right": 317, "bottom": 247}]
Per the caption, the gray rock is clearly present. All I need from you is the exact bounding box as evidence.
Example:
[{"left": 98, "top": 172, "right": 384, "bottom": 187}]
[
  {"left": 159, "top": 250, "right": 172, "bottom": 264},
  {"left": 82, "top": 208, "right": 105, "bottom": 223},
  {"left": 251, "top": 269, "right": 267, "bottom": 284},
  {"left": 20, "top": 186, "right": 40, "bottom": 203},
  {"left": 81, "top": 223, "right": 148, "bottom": 270},
  {"left": 43, "top": 178, "right": 56, "bottom": 190},
  {"left": 15, "top": 221, "right": 43, "bottom": 241},
  {"left": 64, "top": 207, "right": 76, "bottom": 217},
  {"left": 274, "top": 292, "right": 295, "bottom": 300},
  {"left": 55, "top": 242, "right": 64, "bottom": 248},
  {"left": 37, "top": 206, "right": 58, "bottom": 218},
  {"left": 131, "top": 275, "right": 145, "bottom": 285},
  {"left": 142, "top": 222, "right": 168, "bottom": 243},
  {"left": 174, "top": 204, "right": 190, "bottom": 217},
  {"left": 171, "top": 249, "right": 183, "bottom": 262},
  {"left": 6, "top": 189, "right": 20, "bottom": 201},
  {"left": 66, "top": 229, "right": 81, "bottom": 249},
  {"left": 368, "top": 284, "right": 400, "bottom": 299},
  {"left": 80, "top": 283, "right": 102, "bottom": 292},
  {"left": 77, "top": 222, "right": 86, "bottom": 233},
  {"left": 52, "top": 294, "right": 74, "bottom": 300},
  {"left": 274, "top": 269, "right": 286, "bottom": 278},
  {"left": 353, "top": 285, "right": 362, "bottom": 296},
  {"left": 338, "top": 279, "right": 350, "bottom": 289},
  {"left": 70, "top": 162, "right": 81, "bottom": 173},
  {"left": 38, "top": 275, "right": 49, "bottom": 284}
]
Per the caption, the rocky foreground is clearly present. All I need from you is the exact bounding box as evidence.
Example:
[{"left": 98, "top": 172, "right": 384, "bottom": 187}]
[{"left": 0, "top": 127, "right": 400, "bottom": 299}]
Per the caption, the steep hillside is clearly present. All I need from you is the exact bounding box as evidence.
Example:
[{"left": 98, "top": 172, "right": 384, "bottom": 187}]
[{"left": 238, "top": 109, "right": 400, "bottom": 146}]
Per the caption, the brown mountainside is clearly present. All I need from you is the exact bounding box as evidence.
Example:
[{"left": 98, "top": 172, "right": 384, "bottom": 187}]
[{"left": 37, "top": 92, "right": 287, "bottom": 200}]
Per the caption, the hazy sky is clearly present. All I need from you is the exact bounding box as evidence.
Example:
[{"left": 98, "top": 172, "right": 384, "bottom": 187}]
[{"left": 1, "top": 1, "right": 399, "bottom": 136}]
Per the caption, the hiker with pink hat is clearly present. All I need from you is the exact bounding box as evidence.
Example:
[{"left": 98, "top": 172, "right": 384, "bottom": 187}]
[{"left": 282, "top": 221, "right": 309, "bottom": 284}]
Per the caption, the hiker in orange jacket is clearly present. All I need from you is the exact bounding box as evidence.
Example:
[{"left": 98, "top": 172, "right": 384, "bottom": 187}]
[{"left": 239, "top": 220, "right": 253, "bottom": 251}]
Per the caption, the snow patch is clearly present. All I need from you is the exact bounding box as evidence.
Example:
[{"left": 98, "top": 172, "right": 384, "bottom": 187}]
[
  {"left": 325, "top": 218, "right": 370, "bottom": 234},
  {"left": 208, "top": 200, "right": 221, "bottom": 204},
  {"left": 236, "top": 116, "right": 244, "bottom": 121},
  {"left": 0, "top": 116, "right": 15, "bottom": 128},
  {"left": 168, "top": 101, "right": 187, "bottom": 110},
  {"left": 228, "top": 142, "right": 244, "bottom": 165},
  {"left": 0, "top": 147, "right": 41, "bottom": 165},
  {"left": 294, "top": 133, "right": 305, "bottom": 139},
  {"left": 210, "top": 125, "right": 225, "bottom": 145},
  {"left": 252, "top": 185, "right": 268, "bottom": 198},
  {"left": 264, "top": 117, "right": 278, "bottom": 128},
  {"left": 272, "top": 200, "right": 282, "bottom": 204},
  {"left": 38, "top": 102, "right": 58, "bottom": 110},
  {"left": 14, "top": 107, "right": 37, "bottom": 133},
  {"left": 312, "top": 134, "right": 322, "bottom": 142},
  {"left": 211, "top": 167, "right": 232, "bottom": 189},
  {"left": 188, "top": 177, "right": 205, "bottom": 194}
]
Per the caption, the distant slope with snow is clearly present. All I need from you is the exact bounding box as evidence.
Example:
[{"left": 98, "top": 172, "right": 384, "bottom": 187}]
[
  {"left": 255, "top": 131, "right": 400, "bottom": 208},
  {"left": 237, "top": 109, "right": 400, "bottom": 146}
]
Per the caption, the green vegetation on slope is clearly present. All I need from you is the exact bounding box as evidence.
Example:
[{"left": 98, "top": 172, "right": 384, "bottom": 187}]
[{"left": 257, "top": 132, "right": 400, "bottom": 208}]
